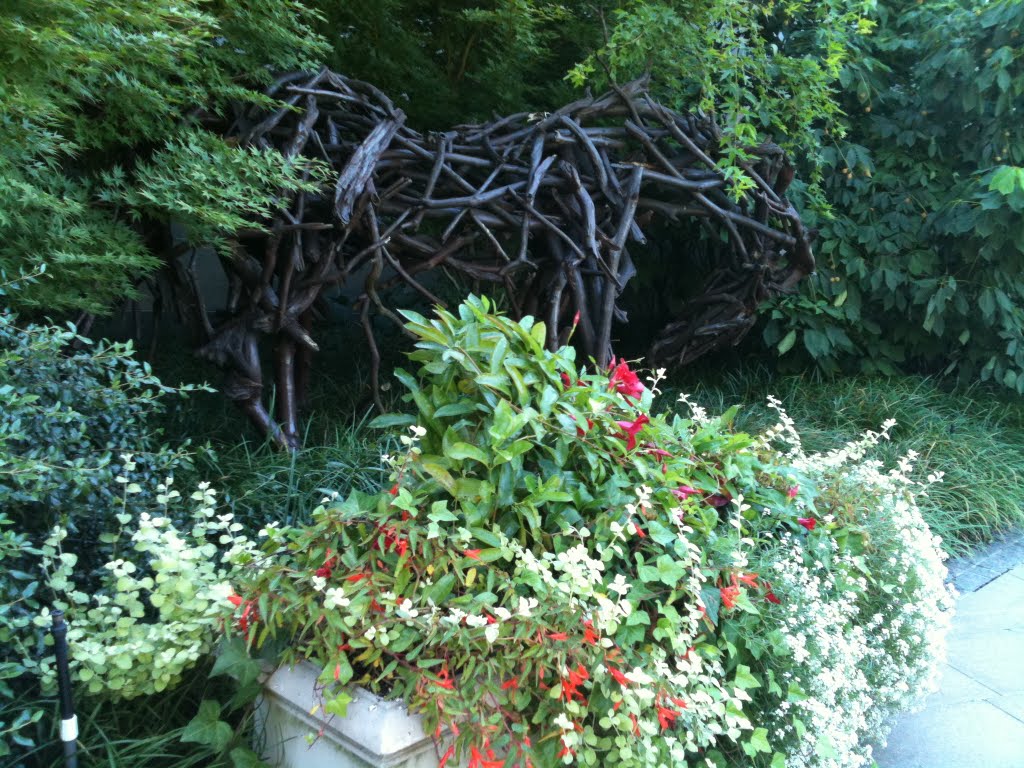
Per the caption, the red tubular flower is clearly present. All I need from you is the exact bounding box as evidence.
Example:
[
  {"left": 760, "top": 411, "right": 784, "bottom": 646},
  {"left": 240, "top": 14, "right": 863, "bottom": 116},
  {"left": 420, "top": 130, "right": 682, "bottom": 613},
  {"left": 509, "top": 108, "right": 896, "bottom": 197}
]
[
  {"left": 344, "top": 572, "right": 366, "bottom": 583},
  {"left": 787, "top": 485, "right": 799, "bottom": 499},
  {"left": 607, "top": 665, "right": 630, "bottom": 686},
  {"left": 720, "top": 585, "right": 741, "bottom": 609},
  {"left": 644, "top": 446, "right": 672, "bottom": 459},
  {"left": 501, "top": 677, "right": 519, "bottom": 690},
  {"left": 766, "top": 591, "right": 782, "bottom": 605},
  {"left": 629, "top": 712, "right": 641, "bottom": 736},
  {"left": 615, "top": 413, "right": 650, "bottom": 451},
  {"left": 547, "top": 631, "right": 569, "bottom": 641},
  {"left": 561, "top": 372, "right": 573, "bottom": 389},
  {"left": 732, "top": 572, "right": 759, "bottom": 589},
  {"left": 439, "top": 745, "right": 456, "bottom": 768},
  {"left": 797, "top": 517, "right": 817, "bottom": 531},
  {"left": 657, "top": 706, "right": 681, "bottom": 731},
  {"left": 572, "top": 310, "right": 581, "bottom": 327},
  {"left": 609, "top": 360, "right": 645, "bottom": 399},
  {"left": 560, "top": 663, "right": 590, "bottom": 704},
  {"left": 389, "top": 483, "right": 400, "bottom": 496},
  {"left": 582, "top": 620, "right": 599, "bottom": 645}
]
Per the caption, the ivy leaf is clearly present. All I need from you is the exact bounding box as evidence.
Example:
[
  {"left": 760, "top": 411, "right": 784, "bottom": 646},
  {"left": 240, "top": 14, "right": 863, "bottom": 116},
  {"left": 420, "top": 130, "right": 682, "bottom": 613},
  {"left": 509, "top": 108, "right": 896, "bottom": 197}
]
[
  {"left": 211, "top": 637, "right": 261, "bottom": 687},
  {"left": 229, "top": 747, "right": 270, "bottom": 768},
  {"left": 182, "top": 700, "right": 233, "bottom": 752}
]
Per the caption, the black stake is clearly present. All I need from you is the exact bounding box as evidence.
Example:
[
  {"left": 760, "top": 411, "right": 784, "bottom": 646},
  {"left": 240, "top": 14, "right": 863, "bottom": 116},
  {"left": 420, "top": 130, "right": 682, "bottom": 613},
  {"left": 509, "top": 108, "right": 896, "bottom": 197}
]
[{"left": 50, "top": 610, "right": 78, "bottom": 768}]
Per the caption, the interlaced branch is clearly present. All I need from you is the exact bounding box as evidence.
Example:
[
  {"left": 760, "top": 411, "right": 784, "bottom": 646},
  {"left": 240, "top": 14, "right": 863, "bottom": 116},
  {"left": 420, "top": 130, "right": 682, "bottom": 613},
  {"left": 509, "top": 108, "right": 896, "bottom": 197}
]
[{"left": 182, "top": 69, "right": 813, "bottom": 448}]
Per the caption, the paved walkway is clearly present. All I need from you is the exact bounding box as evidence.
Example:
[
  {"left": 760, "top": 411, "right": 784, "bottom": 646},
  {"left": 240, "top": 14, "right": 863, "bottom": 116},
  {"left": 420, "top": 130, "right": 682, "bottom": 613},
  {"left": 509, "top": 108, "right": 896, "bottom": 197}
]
[{"left": 874, "top": 531, "right": 1024, "bottom": 768}]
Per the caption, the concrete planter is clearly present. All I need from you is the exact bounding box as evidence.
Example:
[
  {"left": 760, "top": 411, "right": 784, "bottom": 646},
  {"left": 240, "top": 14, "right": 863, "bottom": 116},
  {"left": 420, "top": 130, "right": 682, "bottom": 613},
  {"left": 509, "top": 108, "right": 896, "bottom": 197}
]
[{"left": 255, "top": 661, "right": 453, "bottom": 768}]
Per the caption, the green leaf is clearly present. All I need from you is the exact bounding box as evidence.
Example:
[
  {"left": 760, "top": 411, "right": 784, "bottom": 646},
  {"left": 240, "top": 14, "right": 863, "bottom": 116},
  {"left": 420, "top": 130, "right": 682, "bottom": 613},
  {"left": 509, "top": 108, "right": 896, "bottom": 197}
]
[
  {"left": 324, "top": 690, "right": 353, "bottom": 718},
  {"left": 182, "top": 700, "right": 233, "bottom": 752},
  {"left": 742, "top": 727, "right": 771, "bottom": 756},
  {"left": 777, "top": 329, "right": 798, "bottom": 355},
  {"left": 230, "top": 747, "right": 270, "bottom": 768},
  {"left": 368, "top": 413, "right": 416, "bottom": 429},
  {"left": 733, "top": 664, "right": 761, "bottom": 690},
  {"left": 211, "top": 638, "right": 261, "bottom": 687},
  {"left": 447, "top": 442, "right": 488, "bottom": 464}
]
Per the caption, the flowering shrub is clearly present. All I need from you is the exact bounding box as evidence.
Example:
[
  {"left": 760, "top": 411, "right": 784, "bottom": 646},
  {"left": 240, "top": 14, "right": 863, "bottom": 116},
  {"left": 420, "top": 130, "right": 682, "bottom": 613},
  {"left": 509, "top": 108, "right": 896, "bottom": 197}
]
[{"left": 233, "top": 297, "right": 952, "bottom": 767}]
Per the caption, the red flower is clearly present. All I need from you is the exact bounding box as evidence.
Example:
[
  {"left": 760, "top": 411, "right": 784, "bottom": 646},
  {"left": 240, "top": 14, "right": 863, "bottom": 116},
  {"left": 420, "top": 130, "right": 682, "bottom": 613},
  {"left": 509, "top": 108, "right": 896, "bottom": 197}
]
[
  {"left": 560, "top": 663, "right": 589, "bottom": 704},
  {"left": 389, "top": 483, "right": 400, "bottom": 496},
  {"left": 787, "top": 485, "right": 799, "bottom": 499},
  {"left": 464, "top": 549, "right": 482, "bottom": 560},
  {"left": 227, "top": 593, "right": 258, "bottom": 638},
  {"left": 732, "top": 572, "right": 758, "bottom": 589},
  {"left": 561, "top": 372, "right": 573, "bottom": 389},
  {"left": 547, "top": 631, "right": 569, "bottom": 641},
  {"left": 672, "top": 485, "right": 699, "bottom": 502},
  {"left": 706, "top": 493, "right": 731, "bottom": 507},
  {"left": 797, "top": 517, "right": 817, "bottom": 531},
  {"left": 439, "top": 745, "right": 456, "bottom": 768},
  {"left": 572, "top": 310, "right": 581, "bottom": 327},
  {"left": 315, "top": 550, "right": 338, "bottom": 579},
  {"left": 766, "top": 591, "right": 782, "bottom": 605},
  {"left": 720, "top": 585, "right": 741, "bottom": 609},
  {"left": 607, "top": 665, "right": 630, "bottom": 686},
  {"left": 344, "top": 572, "right": 366, "bottom": 583},
  {"left": 582, "top": 620, "right": 599, "bottom": 645},
  {"left": 657, "top": 705, "right": 681, "bottom": 731},
  {"left": 432, "top": 668, "right": 455, "bottom": 691},
  {"left": 615, "top": 413, "right": 650, "bottom": 451},
  {"left": 609, "top": 360, "right": 645, "bottom": 399},
  {"left": 501, "top": 677, "right": 519, "bottom": 690}
]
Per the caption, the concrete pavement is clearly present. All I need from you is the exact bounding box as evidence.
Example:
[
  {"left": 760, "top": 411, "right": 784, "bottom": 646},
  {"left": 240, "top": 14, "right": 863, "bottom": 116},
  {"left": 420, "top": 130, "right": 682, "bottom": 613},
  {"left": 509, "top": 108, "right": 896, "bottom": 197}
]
[{"left": 874, "top": 531, "right": 1024, "bottom": 768}]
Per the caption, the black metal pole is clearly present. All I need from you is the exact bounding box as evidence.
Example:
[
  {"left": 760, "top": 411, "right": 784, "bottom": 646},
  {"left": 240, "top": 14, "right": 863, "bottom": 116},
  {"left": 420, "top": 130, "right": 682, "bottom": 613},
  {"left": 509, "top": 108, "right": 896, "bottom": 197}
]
[{"left": 50, "top": 610, "right": 78, "bottom": 768}]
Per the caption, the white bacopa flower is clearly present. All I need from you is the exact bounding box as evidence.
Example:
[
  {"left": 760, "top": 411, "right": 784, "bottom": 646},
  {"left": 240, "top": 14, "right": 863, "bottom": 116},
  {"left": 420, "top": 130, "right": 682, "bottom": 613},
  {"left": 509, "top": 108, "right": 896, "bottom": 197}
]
[
  {"left": 311, "top": 575, "right": 327, "bottom": 592},
  {"left": 324, "top": 587, "right": 350, "bottom": 610}
]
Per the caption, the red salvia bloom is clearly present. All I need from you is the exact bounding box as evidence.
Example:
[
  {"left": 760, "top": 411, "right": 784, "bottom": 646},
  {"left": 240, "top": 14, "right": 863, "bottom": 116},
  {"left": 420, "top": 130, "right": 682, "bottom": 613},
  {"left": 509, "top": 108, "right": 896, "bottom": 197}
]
[
  {"left": 657, "top": 706, "right": 681, "bottom": 731},
  {"left": 787, "top": 485, "right": 799, "bottom": 499},
  {"left": 797, "top": 517, "right": 817, "bottom": 531},
  {"left": 607, "top": 665, "right": 630, "bottom": 686},
  {"left": 766, "top": 591, "right": 782, "bottom": 605},
  {"left": 720, "top": 585, "right": 741, "bottom": 609},
  {"left": 733, "top": 572, "right": 759, "bottom": 588},
  {"left": 582, "top": 620, "right": 599, "bottom": 645},
  {"left": 501, "top": 677, "right": 519, "bottom": 690}
]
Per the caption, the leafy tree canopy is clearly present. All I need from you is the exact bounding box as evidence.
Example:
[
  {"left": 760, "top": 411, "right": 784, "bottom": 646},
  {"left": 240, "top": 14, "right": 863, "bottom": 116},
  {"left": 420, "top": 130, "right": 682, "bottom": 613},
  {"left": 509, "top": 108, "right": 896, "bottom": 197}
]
[
  {"left": 0, "top": 0, "right": 326, "bottom": 313},
  {"left": 764, "top": 0, "right": 1024, "bottom": 391}
]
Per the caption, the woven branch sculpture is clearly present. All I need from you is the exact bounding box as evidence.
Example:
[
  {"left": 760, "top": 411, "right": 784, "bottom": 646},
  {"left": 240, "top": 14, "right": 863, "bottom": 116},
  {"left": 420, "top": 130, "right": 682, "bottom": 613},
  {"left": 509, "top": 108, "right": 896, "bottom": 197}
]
[{"left": 181, "top": 69, "right": 813, "bottom": 448}]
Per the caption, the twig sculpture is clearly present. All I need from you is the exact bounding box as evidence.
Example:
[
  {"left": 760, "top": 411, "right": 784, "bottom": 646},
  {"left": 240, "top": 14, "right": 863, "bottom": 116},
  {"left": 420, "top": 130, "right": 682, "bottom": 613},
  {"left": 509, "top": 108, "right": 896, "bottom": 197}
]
[{"left": 176, "top": 69, "right": 813, "bottom": 448}]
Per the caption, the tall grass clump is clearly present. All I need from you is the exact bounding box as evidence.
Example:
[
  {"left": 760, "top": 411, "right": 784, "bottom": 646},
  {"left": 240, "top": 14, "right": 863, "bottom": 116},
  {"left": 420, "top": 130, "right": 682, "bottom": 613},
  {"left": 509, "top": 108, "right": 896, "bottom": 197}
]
[{"left": 668, "top": 369, "right": 1024, "bottom": 556}]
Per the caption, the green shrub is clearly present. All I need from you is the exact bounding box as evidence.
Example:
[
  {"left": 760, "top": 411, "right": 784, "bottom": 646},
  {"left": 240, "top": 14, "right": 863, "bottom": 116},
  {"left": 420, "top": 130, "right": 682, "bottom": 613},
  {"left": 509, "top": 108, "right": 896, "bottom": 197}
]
[
  {"left": 232, "top": 297, "right": 951, "bottom": 767},
  {"left": 0, "top": 311, "right": 196, "bottom": 542},
  {"left": 0, "top": 308, "right": 199, "bottom": 758}
]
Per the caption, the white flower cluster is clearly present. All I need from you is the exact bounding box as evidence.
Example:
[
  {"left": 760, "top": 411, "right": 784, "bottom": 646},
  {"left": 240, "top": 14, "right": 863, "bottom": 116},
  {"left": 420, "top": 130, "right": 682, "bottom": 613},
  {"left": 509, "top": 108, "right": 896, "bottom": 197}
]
[{"left": 757, "top": 407, "right": 954, "bottom": 768}]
